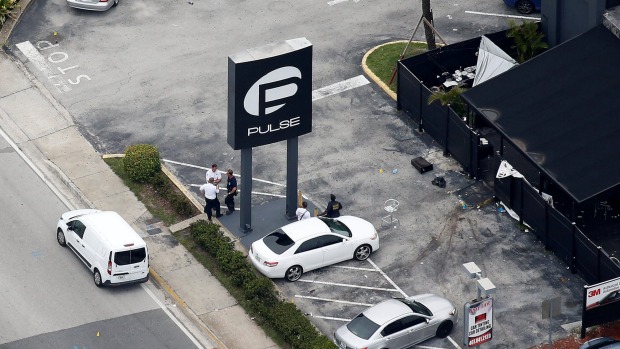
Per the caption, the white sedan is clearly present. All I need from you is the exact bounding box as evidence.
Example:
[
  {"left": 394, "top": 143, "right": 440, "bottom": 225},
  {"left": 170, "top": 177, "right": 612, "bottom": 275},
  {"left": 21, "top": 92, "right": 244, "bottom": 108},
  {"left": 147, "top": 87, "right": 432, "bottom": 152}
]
[{"left": 249, "top": 216, "right": 379, "bottom": 281}]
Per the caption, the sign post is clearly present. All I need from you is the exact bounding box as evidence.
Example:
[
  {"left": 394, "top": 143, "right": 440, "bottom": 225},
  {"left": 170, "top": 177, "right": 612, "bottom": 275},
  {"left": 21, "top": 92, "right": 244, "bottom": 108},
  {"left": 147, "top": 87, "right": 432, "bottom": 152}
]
[
  {"left": 228, "top": 38, "right": 313, "bottom": 232},
  {"left": 541, "top": 296, "right": 561, "bottom": 349},
  {"left": 462, "top": 262, "right": 497, "bottom": 348}
]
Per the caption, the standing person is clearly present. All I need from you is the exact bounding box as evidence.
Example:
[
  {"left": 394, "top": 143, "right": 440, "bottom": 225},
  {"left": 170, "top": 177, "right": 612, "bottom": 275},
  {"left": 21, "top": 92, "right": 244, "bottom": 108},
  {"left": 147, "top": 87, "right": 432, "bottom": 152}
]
[
  {"left": 296, "top": 201, "right": 310, "bottom": 220},
  {"left": 224, "top": 169, "right": 238, "bottom": 215},
  {"left": 319, "top": 194, "right": 343, "bottom": 218},
  {"left": 205, "top": 163, "right": 222, "bottom": 185},
  {"left": 199, "top": 178, "right": 223, "bottom": 221}
]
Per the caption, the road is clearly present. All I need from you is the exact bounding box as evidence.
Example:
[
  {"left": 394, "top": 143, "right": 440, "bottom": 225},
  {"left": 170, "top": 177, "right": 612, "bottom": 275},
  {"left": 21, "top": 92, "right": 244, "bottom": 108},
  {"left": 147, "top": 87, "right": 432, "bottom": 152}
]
[{"left": 0, "top": 133, "right": 202, "bottom": 348}]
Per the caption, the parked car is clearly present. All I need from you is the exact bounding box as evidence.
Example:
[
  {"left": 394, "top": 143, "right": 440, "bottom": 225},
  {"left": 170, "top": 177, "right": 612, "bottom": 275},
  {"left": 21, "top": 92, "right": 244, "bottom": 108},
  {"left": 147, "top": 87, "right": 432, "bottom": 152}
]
[
  {"left": 503, "top": 0, "right": 541, "bottom": 14},
  {"left": 334, "top": 294, "right": 458, "bottom": 349},
  {"left": 67, "top": 0, "right": 118, "bottom": 11},
  {"left": 580, "top": 337, "right": 620, "bottom": 349},
  {"left": 249, "top": 216, "right": 379, "bottom": 281},
  {"left": 56, "top": 209, "right": 149, "bottom": 287}
]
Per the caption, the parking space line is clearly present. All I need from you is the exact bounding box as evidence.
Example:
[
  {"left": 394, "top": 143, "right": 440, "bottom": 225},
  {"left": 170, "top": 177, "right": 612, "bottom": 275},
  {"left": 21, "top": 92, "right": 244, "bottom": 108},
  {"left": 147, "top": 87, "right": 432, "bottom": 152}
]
[
  {"left": 311, "top": 315, "right": 351, "bottom": 322},
  {"left": 447, "top": 335, "right": 463, "bottom": 349},
  {"left": 416, "top": 346, "right": 447, "bottom": 349},
  {"left": 295, "top": 295, "right": 373, "bottom": 307},
  {"left": 297, "top": 279, "right": 400, "bottom": 292},
  {"left": 311, "top": 75, "right": 370, "bottom": 101},
  {"left": 163, "top": 158, "right": 286, "bottom": 187},
  {"left": 367, "top": 258, "right": 407, "bottom": 297},
  {"left": 464, "top": 10, "right": 540, "bottom": 20},
  {"left": 331, "top": 265, "right": 378, "bottom": 272}
]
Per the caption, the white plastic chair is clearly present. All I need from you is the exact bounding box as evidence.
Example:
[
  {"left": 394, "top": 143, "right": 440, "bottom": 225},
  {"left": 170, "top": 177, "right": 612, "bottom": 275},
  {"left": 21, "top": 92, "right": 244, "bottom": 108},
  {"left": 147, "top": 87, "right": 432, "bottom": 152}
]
[{"left": 382, "top": 199, "right": 399, "bottom": 228}]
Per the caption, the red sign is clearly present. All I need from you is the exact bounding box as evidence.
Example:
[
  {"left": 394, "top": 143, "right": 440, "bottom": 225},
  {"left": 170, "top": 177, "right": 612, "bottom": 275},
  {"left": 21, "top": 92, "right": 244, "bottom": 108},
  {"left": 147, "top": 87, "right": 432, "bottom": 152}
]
[{"left": 465, "top": 298, "right": 493, "bottom": 347}]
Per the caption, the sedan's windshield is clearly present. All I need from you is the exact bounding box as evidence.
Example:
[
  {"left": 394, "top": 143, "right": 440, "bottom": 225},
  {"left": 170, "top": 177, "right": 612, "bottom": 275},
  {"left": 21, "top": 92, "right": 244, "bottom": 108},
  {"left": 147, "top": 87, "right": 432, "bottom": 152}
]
[
  {"left": 318, "top": 217, "right": 351, "bottom": 237},
  {"left": 397, "top": 298, "right": 432, "bottom": 316},
  {"left": 346, "top": 313, "right": 380, "bottom": 340},
  {"left": 262, "top": 230, "right": 295, "bottom": 254}
]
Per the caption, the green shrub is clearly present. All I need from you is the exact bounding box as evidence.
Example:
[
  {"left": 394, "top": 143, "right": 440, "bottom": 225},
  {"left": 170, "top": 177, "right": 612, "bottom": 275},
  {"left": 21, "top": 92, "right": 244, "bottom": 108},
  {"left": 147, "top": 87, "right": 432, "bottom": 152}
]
[
  {"left": 0, "top": 0, "right": 19, "bottom": 26},
  {"left": 170, "top": 193, "right": 195, "bottom": 217},
  {"left": 188, "top": 220, "right": 337, "bottom": 349},
  {"left": 123, "top": 144, "right": 160, "bottom": 183}
]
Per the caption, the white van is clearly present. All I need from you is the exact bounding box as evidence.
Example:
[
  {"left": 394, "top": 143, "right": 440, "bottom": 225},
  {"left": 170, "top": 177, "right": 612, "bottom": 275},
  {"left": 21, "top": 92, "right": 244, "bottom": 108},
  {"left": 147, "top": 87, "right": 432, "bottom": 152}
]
[{"left": 56, "top": 209, "right": 150, "bottom": 287}]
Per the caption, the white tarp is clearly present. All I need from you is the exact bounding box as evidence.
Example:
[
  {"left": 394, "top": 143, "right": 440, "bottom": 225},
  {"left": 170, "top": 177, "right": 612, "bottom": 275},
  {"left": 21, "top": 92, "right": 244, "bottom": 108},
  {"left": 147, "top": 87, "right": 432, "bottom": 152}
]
[{"left": 473, "top": 36, "right": 517, "bottom": 87}]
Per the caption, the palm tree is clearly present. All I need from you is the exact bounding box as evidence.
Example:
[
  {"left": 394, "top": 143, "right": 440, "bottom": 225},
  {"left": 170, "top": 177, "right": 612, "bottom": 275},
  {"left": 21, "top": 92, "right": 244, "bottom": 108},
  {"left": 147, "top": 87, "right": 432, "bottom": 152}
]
[
  {"left": 427, "top": 86, "right": 468, "bottom": 117},
  {"left": 507, "top": 20, "right": 549, "bottom": 63},
  {"left": 422, "top": 0, "right": 437, "bottom": 50}
]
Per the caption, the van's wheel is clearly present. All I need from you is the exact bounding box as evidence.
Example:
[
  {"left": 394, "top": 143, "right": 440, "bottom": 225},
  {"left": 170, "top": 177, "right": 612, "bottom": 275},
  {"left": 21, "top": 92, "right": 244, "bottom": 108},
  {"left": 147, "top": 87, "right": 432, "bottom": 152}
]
[
  {"left": 285, "top": 265, "right": 303, "bottom": 282},
  {"left": 354, "top": 244, "right": 371, "bottom": 261},
  {"left": 436, "top": 320, "right": 454, "bottom": 338},
  {"left": 94, "top": 269, "right": 103, "bottom": 287},
  {"left": 57, "top": 229, "right": 66, "bottom": 246}
]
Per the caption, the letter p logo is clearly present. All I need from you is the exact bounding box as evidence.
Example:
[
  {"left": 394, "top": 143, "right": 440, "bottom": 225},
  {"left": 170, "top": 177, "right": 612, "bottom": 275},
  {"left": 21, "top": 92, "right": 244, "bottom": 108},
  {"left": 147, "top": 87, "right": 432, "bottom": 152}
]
[{"left": 244, "top": 66, "right": 301, "bottom": 116}]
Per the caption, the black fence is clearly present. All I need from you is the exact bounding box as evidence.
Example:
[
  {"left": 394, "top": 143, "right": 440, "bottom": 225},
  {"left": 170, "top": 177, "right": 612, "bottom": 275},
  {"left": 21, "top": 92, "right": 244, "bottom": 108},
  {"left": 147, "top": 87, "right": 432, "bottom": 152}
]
[
  {"left": 396, "top": 27, "right": 620, "bottom": 284},
  {"left": 494, "top": 166, "right": 620, "bottom": 285}
]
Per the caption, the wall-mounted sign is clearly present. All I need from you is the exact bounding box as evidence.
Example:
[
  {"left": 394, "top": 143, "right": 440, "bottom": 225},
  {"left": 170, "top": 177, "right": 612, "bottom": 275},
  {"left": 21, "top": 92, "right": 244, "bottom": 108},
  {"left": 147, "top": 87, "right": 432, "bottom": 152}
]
[
  {"left": 464, "top": 298, "right": 493, "bottom": 347},
  {"left": 585, "top": 276, "right": 620, "bottom": 310},
  {"left": 227, "top": 38, "right": 312, "bottom": 149}
]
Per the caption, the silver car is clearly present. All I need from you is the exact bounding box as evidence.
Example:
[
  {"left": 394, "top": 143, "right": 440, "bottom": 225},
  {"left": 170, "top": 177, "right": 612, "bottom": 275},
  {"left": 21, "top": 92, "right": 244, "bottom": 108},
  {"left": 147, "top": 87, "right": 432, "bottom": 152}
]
[
  {"left": 67, "top": 0, "right": 118, "bottom": 11},
  {"left": 334, "top": 294, "right": 457, "bottom": 349}
]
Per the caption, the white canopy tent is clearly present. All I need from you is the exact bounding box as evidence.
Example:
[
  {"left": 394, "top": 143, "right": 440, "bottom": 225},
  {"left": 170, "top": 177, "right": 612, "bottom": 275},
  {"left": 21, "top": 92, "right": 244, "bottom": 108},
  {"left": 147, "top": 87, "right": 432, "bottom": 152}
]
[{"left": 473, "top": 36, "right": 518, "bottom": 86}]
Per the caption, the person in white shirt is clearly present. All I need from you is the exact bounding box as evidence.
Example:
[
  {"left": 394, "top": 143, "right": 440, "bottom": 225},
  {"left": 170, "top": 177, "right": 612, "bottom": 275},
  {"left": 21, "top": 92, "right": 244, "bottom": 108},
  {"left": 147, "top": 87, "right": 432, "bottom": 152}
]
[
  {"left": 199, "top": 178, "right": 223, "bottom": 221},
  {"left": 296, "top": 201, "right": 310, "bottom": 221},
  {"left": 206, "top": 163, "right": 222, "bottom": 185}
]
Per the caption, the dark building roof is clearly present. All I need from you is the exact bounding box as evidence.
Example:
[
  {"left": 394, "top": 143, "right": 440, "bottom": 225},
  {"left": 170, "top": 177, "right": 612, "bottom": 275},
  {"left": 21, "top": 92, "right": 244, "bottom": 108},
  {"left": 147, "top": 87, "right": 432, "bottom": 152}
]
[{"left": 462, "top": 25, "right": 620, "bottom": 203}]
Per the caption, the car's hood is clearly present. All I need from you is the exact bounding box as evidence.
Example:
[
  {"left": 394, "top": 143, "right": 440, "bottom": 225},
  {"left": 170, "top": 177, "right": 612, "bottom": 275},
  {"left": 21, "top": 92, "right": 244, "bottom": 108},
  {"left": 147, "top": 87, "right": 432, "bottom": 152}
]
[
  {"left": 411, "top": 293, "right": 455, "bottom": 315},
  {"left": 337, "top": 216, "right": 376, "bottom": 238}
]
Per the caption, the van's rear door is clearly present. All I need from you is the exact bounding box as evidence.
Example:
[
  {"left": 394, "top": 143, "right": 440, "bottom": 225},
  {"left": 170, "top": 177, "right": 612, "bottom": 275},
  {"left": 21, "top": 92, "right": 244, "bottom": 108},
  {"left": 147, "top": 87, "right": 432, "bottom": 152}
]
[{"left": 112, "top": 247, "right": 148, "bottom": 283}]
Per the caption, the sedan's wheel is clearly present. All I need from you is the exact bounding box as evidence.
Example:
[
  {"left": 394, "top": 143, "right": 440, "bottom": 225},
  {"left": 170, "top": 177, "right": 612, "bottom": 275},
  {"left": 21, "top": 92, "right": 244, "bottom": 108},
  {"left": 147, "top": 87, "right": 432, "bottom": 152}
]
[
  {"left": 436, "top": 320, "right": 453, "bottom": 338},
  {"left": 354, "top": 244, "right": 372, "bottom": 261},
  {"left": 57, "top": 229, "right": 66, "bottom": 246},
  {"left": 113, "top": 0, "right": 119, "bottom": 6},
  {"left": 93, "top": 269, "right": 103, "bottom": 287},
  {"left": 285, "top": 265, "right": 303, "bottom": 282},
  {"left": 516, "top": 0, "right": 534, "bottom": 14}
]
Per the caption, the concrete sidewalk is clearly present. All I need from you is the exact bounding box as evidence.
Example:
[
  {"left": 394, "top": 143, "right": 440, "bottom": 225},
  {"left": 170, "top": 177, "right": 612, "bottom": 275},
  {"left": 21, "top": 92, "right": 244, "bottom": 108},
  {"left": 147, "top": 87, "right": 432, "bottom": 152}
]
[{"left": 0, "top": 51, "right": 279, "bottom": 349}]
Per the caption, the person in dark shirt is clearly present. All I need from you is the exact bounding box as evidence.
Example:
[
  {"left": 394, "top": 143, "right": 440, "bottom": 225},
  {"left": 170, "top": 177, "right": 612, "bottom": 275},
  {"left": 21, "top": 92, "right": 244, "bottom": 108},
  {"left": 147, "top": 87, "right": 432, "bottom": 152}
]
[
  {"left": 319, "top": 194, "right": 342, "bottom": 218},
  {"left": 225, "top": 169, "right": 238, "bottom": 215}
]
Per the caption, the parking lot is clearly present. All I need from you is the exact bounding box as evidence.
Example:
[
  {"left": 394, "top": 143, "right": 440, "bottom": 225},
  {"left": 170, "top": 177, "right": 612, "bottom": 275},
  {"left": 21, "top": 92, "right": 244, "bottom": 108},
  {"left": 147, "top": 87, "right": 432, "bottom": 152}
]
[{"left": 5, "top": 0, "right": 587, "bottom": 347}]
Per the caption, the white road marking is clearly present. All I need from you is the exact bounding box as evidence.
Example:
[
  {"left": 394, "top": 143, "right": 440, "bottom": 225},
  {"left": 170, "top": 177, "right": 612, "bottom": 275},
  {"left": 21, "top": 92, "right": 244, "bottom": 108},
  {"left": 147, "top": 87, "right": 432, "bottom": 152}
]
[
  {"left": 327, "top": 0, "right": 348, "bottom": 5},
  {"left": 297, "top": 279, "right": 400, "bottom": 292},
  {"left": 163, "top": 158, "right": 285, "bottom": 187},
  {"left": 311, "top": 315, "right": 351, "bottom": 322},
  {"left": 295, "top": 295, "right": 373, "bottom": 307},
  {"left": 367, "top": 258, "right": 407, "bottom": 297},
  {"left": 331, "top": 265, "right": 378, "bottom": 272},
  {"left": 465, "top": 10, "right": 540, "bottom": 20},
  {"left": 416, "top": 346, "right": 448, "bottom": 349},
  {"left": 447, "top": 335, "right": 463, "bottom": 349},
  {"left": 0, "top": 127, "right": 75, "bottom": 210},
  {"left": 312, "top": 75, "right": 370, "bottom": 101},
  {"left": 15, "top": 41, "right": 71, "bottom": 93},
  {"left": 141, "top": 284, "right": 205, "bottom": 349}
]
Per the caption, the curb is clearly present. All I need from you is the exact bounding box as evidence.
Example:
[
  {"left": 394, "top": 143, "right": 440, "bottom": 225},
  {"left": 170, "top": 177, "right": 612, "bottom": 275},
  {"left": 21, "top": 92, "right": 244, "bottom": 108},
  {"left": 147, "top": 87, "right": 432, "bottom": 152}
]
[
  {"left": 361, "top": 40, "right": 406, "bottom": 102},
  {"left": 148, "top": 267, "right": 228, "bottom": 349}
]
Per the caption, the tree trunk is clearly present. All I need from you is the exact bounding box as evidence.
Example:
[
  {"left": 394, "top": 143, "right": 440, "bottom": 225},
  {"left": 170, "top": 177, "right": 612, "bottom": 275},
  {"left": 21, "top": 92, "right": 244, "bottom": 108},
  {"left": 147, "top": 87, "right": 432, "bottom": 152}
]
[{"left": 422, "top": 0, "right": 437, "bottom": 50}]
